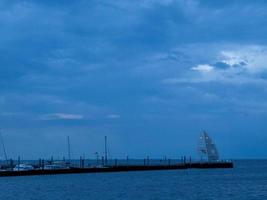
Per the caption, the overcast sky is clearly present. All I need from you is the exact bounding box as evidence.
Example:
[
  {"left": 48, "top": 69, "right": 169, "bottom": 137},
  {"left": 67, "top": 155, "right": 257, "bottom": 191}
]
[{"left": 1, "top": 0, "right": 267, "bottom": 159}]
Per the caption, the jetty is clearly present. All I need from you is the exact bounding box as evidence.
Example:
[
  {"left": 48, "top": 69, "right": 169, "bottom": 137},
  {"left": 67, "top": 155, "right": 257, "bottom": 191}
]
[
  {"left": 0, "top": 161, "right": 233, "bottom": 177},
  {"left": 0, "top": 131, "right": 234, "bottom": 177}
]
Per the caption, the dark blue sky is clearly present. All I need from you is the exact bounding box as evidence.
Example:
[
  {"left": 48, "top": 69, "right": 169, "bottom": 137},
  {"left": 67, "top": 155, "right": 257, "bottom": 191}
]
[{"left": 1, "top": 0, "right": 267, "bottom": 159}]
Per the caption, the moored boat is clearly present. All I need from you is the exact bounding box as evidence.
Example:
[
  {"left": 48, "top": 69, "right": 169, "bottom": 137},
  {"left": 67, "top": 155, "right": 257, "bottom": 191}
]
[{"left": 13, "top": 164, "right": 34, "bottom": 171}]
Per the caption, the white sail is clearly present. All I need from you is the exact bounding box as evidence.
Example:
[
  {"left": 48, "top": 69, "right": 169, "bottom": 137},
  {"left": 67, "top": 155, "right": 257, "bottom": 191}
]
[{"left": 197, "top": 131, "right": 219, "bottom": 162}]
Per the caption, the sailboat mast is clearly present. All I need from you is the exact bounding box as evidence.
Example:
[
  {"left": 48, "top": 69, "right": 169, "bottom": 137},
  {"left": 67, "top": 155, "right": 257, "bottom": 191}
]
[
  {"left": 203, "top": 131, "right": 209, "bottom": 159},
  {"left": 67, "top": 136, "right": 71, "bottom": 164},
  {"left": 104, "top": 136, "right": 107, "bottom": 165},
  {"left": 0, "top": 130, "right": 8, "bottom": 163}
]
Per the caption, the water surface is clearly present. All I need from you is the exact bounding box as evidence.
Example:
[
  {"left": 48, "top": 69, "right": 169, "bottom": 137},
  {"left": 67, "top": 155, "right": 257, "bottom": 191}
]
[{"left": 1, "top": 160, "right": 266, "bottom": 200}]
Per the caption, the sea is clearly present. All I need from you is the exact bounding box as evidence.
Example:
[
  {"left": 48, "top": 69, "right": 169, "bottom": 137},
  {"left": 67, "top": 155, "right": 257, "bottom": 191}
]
[{"left": 0, "top": 160, "right": 266, "bottom": 200}]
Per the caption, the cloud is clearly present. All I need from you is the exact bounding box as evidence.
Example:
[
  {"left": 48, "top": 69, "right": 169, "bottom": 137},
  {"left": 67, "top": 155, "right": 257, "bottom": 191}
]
[
  {"left": 163, "top": 44, "right": 267, "bottom": 85},
  {"left": 40, "top": 113, "right": 84, "bottom": 120},
  {"left": 220, "top": 46, "right": 267, "bottom": 73},
  {"left": 191, "top": 64, "right": 214, "bottom": 72},
  {"left": 220, "top": 51, "right": 247, "bottom": 66}
]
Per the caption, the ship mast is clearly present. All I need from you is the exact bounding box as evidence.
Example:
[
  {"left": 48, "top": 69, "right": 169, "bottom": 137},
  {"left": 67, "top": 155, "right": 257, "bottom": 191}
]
[
  {"left": 0, "top": 130, "right": 8, "bottom": 164},
  {"left": 67, "top": 136, "right": 71, "bottom": 164},
  {"left": 104, "top": 136, "right": 107, "bottom": 166}
]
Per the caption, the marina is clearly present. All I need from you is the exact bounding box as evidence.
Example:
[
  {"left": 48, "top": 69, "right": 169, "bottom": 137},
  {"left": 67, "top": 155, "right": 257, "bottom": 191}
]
[{"left": 0, "top": 131, "right": 234, "bottom": 177}]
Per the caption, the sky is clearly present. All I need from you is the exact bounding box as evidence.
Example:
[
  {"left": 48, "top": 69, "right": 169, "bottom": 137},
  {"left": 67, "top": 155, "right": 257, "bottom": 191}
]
[{"left": 0, "top": 0, "right": 267, "bottom": 160}]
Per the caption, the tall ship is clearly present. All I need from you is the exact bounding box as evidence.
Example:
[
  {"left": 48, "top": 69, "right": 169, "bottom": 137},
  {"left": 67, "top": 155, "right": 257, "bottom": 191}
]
[{"left": 197, "top": 131, "right": 219, "bottom": 162}]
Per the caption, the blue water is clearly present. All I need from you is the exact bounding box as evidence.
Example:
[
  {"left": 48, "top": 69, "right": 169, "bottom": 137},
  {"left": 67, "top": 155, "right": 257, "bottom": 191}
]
[{"left": 0, "top": 160, "right": 266, "bottom": 200}]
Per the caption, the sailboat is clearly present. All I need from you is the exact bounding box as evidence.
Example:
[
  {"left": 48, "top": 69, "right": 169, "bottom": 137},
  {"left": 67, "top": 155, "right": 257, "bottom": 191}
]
[{"left": 197, "top": 131, "right": 219, "bottom": 162}]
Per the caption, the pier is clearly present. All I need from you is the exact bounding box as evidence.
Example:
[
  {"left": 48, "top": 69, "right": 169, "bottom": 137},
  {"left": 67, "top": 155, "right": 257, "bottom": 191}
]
[
  {"left": 0, "top": 160, "right": 233, "bottom": 177},
  {"left": 0, "top": 133, "right": 234, "bottom": 177}
]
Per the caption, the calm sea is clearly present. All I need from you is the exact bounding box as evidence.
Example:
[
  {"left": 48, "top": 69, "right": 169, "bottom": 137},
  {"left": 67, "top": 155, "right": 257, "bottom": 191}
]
[{"left": 0, "top": 160, "right": 266, "bottom": 200}]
